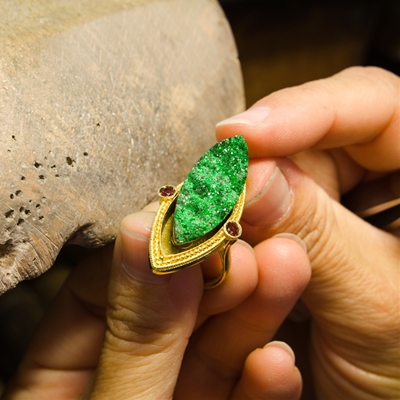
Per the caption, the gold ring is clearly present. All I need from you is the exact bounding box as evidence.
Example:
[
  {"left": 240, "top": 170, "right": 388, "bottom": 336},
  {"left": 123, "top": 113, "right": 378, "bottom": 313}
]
[{"left": 149, "top": 136, "right": 248, "bottom": 288}]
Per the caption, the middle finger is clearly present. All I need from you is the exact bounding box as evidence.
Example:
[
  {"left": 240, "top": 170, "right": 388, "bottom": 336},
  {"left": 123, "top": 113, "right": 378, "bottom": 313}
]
[{"left": 174, "top": 235, "right": 311, "bottom": 399}]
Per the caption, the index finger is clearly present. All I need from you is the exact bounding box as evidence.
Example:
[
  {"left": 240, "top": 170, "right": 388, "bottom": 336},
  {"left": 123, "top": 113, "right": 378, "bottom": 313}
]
[{"left": 216, "top": 66, "right": 400, "bottom": 171}]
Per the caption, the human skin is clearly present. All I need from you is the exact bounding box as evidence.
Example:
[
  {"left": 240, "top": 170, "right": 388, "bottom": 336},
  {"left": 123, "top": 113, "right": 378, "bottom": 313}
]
[
  {"left": 216, "top": 66, "right": 400, "bottom": 399},
  {"left": 3, "top": 214, "right": 309, "bottom": 400},
  {"left": 3, "top": 66, "right": 399, "bottom": 399}
]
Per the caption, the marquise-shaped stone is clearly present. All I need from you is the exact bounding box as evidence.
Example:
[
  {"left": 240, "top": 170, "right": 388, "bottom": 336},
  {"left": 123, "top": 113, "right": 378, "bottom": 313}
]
[{"left": 173, "top": 135, "right": 248, "bottom": 244}]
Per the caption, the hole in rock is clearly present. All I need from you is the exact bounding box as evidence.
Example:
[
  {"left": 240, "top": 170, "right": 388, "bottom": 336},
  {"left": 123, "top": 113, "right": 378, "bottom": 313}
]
[
  {"left": 0, "top": 239, "right": 13, "bottom": 257},
  {"left": 34, "top": 162, "right": 42, "bottom": 168},
  {"left": 17, "top": 218, "right": 24, "bottom": 226},
  {"left": 15, "top": 190, "right": 22, "bottom": 197},
  {"left": 10, "top": 194, "right": 14, "bottom": 199},
  {"left": 5, "top": 210, "right": 14, "bottom": 218},
  {"left": 21, "top": 176, "right": 25, "bottom": 181},
  {"left": 66, "top": 157, "right": 75, "bottom": 166}
]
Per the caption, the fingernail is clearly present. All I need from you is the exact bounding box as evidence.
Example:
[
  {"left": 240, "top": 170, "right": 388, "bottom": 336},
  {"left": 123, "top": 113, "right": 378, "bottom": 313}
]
[
  {"left": 265, "top": 341, "right": 295, "bottom": 363},
  {"left": 273, "top": 233, "right": 307, "bottom": 252},
  {"left": 120, "top": 225, "right": 170, "bottom": 284},
  {"left": 243, "top": 166, "right": 291, "bottom": 226},
  {"left": 216, "top": 107, "right": 270, "bottom": 127}
]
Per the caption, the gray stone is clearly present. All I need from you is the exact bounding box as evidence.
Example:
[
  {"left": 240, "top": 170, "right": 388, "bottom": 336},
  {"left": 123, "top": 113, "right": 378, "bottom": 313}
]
[{"left": 0, "top": 0, "right": 244, "bottom": 294}]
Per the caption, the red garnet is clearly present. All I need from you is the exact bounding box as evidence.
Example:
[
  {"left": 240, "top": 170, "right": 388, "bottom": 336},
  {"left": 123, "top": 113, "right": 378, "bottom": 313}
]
[
  {"left": 159, "top": 185, "right": 176, "bottom": 197},
  {"left": 225, "top": 221, "right": 241, "bottom": 237}
]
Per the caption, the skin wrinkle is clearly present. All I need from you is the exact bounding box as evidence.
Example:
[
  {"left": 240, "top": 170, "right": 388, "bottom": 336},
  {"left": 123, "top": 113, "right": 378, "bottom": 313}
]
[
  {"left": 279, "top": 184, "right": 334, "bottom": 271},
  {"left": 313, "top": 327, "right": 400, "bottom": 399},
  {"left": 308, "top": 265, "right": 395, "bottom": 350},
  {"left": 320, "top": 225, "right": 399, "bottom": 339},
  {"left": 93, "top": 364, "right": 175, "bottom": 400},
  {"left": 311, "top": 277, "right": 400, "bottom": 372},
  {"left": 104, "top": 299, "right": 179, "bottom": 351},
  {"left": 311, "top": 329, "right": 364, "bottom": 400},
  {"left": 109, "top": 286, "right": 172, "bottom": 326},
  {"left": 105, "top": 312, "right": 177, "bottom": 349},
  {"left": 322, "top": 332, "right": 399, "bottom": 379},
  {"left": 314, "top": 328, "right": 383, "bottom": 400},
  {"left": 96, "top": 344, "right": 182, "bottom": 399}
]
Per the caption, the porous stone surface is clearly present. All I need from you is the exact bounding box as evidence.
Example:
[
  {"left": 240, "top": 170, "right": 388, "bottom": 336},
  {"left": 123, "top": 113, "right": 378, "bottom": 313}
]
[
  {"left": 174, "top": 136, "right": 248, "bottom": 244},
  {"left": 0, "top": 0, "right": 244, "bottom": 294}
]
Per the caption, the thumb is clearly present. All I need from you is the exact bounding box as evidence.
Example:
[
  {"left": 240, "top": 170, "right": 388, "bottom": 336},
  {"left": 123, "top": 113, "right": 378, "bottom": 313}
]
[
  {"left": 242, "top": 157, "right": 399, "bottom": 328},
  {"left": 86, "top": 211, "right": 203, "bottom": 399}
]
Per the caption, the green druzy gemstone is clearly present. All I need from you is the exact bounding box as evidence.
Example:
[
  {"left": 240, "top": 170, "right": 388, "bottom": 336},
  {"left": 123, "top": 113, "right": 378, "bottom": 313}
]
[{"left": 173, "top": 135, "right": 248, "bottom": 244}]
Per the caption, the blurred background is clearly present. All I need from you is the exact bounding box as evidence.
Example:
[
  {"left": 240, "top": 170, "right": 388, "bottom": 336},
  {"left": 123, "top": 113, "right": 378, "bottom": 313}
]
[
  {"left": 220, "top": 0, "right": 399, "bottom": 106},
  {"left": 1, "top": 0, "right": 399, "bottom": 397}
]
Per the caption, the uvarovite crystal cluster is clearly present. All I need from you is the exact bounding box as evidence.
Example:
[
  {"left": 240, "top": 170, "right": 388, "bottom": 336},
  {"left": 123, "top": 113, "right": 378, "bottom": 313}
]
[
  {"left": 174, "top": 135, "right": 248, "bottom": 244},
  {"left": 149, "top": 136, "right": 248, "bottom": 278}
]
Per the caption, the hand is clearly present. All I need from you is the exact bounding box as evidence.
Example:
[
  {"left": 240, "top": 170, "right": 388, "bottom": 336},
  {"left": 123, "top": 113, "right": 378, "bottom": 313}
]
[
  {"left": 216, "top": 66, "right": 400, "bottom": 399},
  {"left": 3, "top": 204, "right": 310, "bottom": 399}
]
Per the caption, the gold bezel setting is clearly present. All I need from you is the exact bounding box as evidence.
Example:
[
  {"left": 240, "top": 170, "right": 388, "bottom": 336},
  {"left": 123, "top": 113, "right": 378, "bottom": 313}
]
[{"left": 149, "top": 184, "right": 245, "bottom": 275}]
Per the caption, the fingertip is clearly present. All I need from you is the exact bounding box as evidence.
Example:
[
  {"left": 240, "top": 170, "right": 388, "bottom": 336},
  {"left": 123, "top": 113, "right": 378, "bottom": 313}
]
[
  {"left": 273, "top": 233, "right": 307, "bottom": 253},
  {"left": 142, "top": 201, "right": 159, "bottom": 212},
  {"left": 264, "top": 340, "right": 296, "bottom": 363},
  {"left": 253, "top": 236, "right": 311, "bottom": 302},
  {"left": 232, "top": 341, "right": 302, "bottom": 400},
  {"left": 120, "top": 210, "right": 155, "bottom": 239},
  {"left": 116, "top": 211, "right": 172, "bottom": 284}
]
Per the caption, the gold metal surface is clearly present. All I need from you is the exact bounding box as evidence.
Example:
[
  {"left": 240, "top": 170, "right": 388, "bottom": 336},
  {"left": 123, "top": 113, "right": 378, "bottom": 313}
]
[{"left": 149, "top": 183, "right": 245, "bottom": 286}]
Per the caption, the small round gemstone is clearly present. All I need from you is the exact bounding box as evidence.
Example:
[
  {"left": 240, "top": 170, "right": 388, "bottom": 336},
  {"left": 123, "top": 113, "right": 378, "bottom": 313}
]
[
  {"left": 225, "top": 221, "right": 241, "bottom": 238},
  {"left": 159, "top": 185, "right": 176, "bottom": 197}
]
